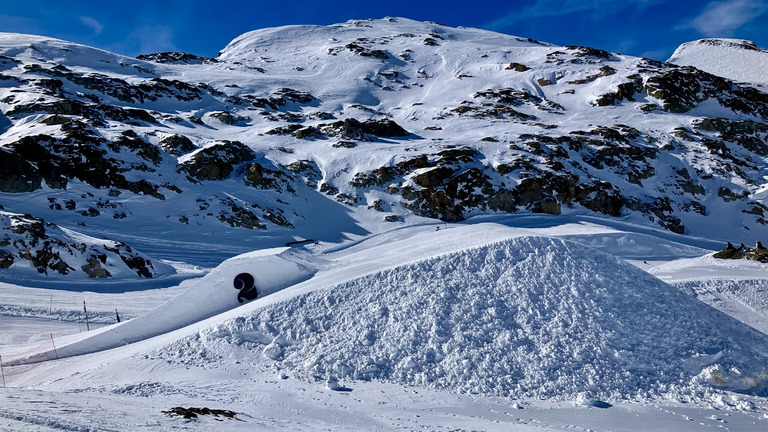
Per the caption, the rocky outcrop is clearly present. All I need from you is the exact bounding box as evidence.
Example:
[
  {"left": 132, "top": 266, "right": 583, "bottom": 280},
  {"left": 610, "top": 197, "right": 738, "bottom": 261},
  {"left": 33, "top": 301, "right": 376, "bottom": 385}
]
[
  {"left": 160, "top": 134, "right": 197, "bottom": 155},
  {"left": 0, "top": 212, "right": 161, "bottom": 278},
  {"left": 714, "top": 241, "right": 768, "bottom": 262},
  {"left": 137, "top": 52, "right": 219, "bottom": 64},
  {"left": 181, "top": 141, "right": 256, "bottom": 181}
]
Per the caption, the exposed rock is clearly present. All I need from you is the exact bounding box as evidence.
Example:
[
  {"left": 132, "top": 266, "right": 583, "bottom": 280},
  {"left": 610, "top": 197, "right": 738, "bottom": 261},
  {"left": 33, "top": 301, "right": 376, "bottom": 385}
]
[
  {"left": 266, "top": 124, "right": 303, "bottom": 135},
  {"left": 182, "top": 141, "right": 256, "bottom": 181},
  {"left": 160, "top": 134, "right": 197, "bottom": 155},
  {"left": 103, "top": 241, "right": 157, "bottom": 278},
  {"left": 81, "top": 256, "right": 111, "bottom": 278},
  {"left": 332, "top": 140, "right": 357, "bottom": 148},
  {"left": 292, "top": 126, "right": 322, "bottom": 139},
  {"left": 162, "top": 407, "right": 237, "bottom": 420},
  {"left": 0, "top": 148, "right": 42, "bottom": 192},
  {"left": 344, "top": 43, "right": 389, "bottom": 59},
  {"left": 412, "top": 167, "right": 455, "bottom": 188},
  {"left": 746, "top": 241, "right": 768, "bottom": 262},
  {"left": 505, "top": 62, "right": 530, "bottom": 72},
  {"left": 565, "top": 45, "right": 615, "bottom": 61},
  {"left": 360, "top": 119, "right": 409, "bottom": 137},
  {"left": 209, "top": 111, "right": 248, "bottom": 125},
  {"left": 217, "top": 199, "right": 266, "bottom": 230},
  {"left": 594, "top": 78, "right": 643, "bottom": 106},
  {"left": 0, "top": 249, "right": 13, "bottom": 268},
  {"left": 714, "top": 241, "right": 768, "bottom": 262},
  {"left": 286, "top": 160, "right": 322, "bottom": 187},
  {"left": 532, "top": 197, "right": 561, "bottom": 215},
  {"left": 137, "top": 52, "right": 219, "bottom": 64}
]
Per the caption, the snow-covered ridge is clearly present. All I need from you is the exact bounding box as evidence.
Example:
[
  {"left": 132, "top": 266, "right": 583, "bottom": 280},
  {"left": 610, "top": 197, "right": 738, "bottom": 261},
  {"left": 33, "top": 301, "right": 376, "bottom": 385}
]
[{"left": 668, "top": 38, "right": 768, "bottom": 86}]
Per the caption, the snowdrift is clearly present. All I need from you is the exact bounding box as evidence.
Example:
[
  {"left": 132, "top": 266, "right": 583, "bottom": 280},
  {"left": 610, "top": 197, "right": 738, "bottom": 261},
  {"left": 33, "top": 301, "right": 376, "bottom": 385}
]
[
  {"left": 161, "top": 236, "right": 768, "bottom": 400},
  {"left": 4, "top": 247, "right": 314, "bottom": 364}
]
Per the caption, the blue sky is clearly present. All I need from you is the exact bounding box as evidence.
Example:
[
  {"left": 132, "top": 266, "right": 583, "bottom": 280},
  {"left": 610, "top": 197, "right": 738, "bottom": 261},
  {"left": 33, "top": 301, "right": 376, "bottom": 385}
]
[{"left": 1, "top": 0, "right": 766, "bottom": 60}]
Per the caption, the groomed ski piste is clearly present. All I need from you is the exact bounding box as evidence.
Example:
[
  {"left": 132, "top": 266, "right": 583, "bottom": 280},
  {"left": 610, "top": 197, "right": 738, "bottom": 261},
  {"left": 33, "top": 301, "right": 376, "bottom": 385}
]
[{"left": 2, "top": 216, "right": 768, "bottom": 431}]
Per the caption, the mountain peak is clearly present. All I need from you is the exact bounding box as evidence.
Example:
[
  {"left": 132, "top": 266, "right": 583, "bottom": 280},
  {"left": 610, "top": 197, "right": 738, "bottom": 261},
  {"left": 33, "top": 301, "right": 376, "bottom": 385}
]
[{"left": 668, "top": 38, "right": 768, "bottom": 86}]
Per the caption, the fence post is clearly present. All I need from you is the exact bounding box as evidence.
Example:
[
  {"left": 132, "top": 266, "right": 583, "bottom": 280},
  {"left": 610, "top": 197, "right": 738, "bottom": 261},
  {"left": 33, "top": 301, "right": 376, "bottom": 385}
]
[
  {"left": 1, "top": 354, "right": 6, "bottom": 387},
  {"left": 83, "top": 301, "right": 90, "bottom": 332},
  {"left": 50, "top": 333, "right": 59, "bottom": 360}
]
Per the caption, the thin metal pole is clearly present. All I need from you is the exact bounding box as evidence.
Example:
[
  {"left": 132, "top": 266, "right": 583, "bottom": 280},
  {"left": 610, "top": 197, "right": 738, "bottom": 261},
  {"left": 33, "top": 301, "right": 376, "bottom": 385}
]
[
  {"left": 83, "top": 301, "right": 90, "bottom": 331},
  {"left": 1, "top": 354, "right": 6, "bottom": 387},
  {"left": 50, "top": 333, "right": 58, "bottom": 360}
]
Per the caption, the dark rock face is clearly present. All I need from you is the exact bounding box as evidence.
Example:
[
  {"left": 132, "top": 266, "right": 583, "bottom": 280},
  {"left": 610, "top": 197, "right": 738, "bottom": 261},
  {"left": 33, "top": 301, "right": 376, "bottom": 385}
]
[
  {"left": 137, "top": 52, "right": 219, "bottom": 64},
  {"left": 359, "top": 119, "right": 409, "bottom": 137},
  {"left": 0, "top": 148, "right": 42, "bottom": 192},
  {"left": 160, "top": 134, "right": 197, "bottom": 155},
  {"left": 343, "top": 43, "right": 389, "bottom": 59},
  {"left": 1, "top": 128, "right": 166, "bottom": 198},
  {"left": 217, "top": 198, "right": 266, "bottom": 230},
  {"left": 313, "top": 118, "right": 410, "bottom": 141},
  {"left": 714, "top": 241, "right": 768, "bottom": 262},
  {"left": 642, "top": 66, "right": 768, "bottom": 118},
  {"left": 0, "top": 213, "right": 158, "bottom": 278},
  {"left": 181, "top": 141, "right": 256, "bottom": 181},
  {"left": 412, "top": 167, "right": 455, "bottom": 188},
  {"left": 81, "top": 256, "right": 111, "bottom": 278},
  {"left": 209, "top": 111, "right": 248, "bottom": 125}
]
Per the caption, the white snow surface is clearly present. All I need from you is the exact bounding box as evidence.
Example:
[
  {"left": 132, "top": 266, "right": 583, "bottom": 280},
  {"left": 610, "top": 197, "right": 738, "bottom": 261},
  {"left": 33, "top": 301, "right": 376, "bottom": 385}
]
[
  {"left": 161, "top": 232, "right": 768, "bottom": 400},
  {"left": 1, "top": 20, "right": 768, "bottom": 430},
  {"left": 668, "top": 38, "right": 768, "bottom": 87},
  {"left": 2, "top": 219, "right": 768, "bottom": 430}
]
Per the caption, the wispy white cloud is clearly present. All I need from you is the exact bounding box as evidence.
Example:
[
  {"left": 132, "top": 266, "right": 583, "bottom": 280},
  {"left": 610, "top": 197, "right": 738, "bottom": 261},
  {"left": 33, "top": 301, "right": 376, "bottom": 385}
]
[
  {"left": 131, "top": 25, "right": 177, "bottom": 54},
  {"left": 684, "top": 0, "right": 768, "bottom": 36},
  {"left": 79, "top": 16, "right": 104, "bottom": 36},
  {"left": 485, "top": 0, "right": 664, "bottom": 30}
]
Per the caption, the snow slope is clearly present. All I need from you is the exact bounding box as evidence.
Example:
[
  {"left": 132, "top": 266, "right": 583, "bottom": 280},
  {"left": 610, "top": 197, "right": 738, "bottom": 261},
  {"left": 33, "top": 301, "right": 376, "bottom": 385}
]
[
  {"left": 668, "top": 38, "right": 768, "bottom": 87},
  {"left": 2, "top": 246, "right": 314, "bottom": 364},
  {"left": 2, "top": 221, "right": 768, "bottom": 430}
]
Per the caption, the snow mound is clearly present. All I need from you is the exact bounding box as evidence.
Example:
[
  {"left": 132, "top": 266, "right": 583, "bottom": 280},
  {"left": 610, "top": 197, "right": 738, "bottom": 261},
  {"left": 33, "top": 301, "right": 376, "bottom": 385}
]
[
  {"left": 668, "top": 38, "right": 768, "bottom": 86},
  {"left": 161, "top": 236, "right": 768, "bottom": 400}
]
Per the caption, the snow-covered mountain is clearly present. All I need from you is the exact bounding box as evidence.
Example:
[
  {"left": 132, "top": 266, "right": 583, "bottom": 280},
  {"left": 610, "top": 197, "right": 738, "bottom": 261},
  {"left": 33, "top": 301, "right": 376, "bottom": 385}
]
[
  {"left": 668, "top": 38, "right": 768, "bottom": 87},
  {"left": 1, "top": 18, "right": 767, "bottom": 282},
  {"left": 2, "top": 19, "right": 768, "bottom": 430}
]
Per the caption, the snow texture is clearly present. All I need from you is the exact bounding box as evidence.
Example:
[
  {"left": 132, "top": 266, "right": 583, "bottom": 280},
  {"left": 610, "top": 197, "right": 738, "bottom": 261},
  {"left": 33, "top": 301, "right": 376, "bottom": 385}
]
[
  {"left": 668, "top": 38, "right": 768, "bottom": 87},
  {"left": 157, "top": 234, "right": 768, "bottom": 400}
]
